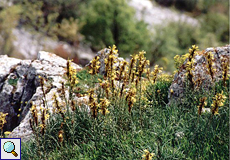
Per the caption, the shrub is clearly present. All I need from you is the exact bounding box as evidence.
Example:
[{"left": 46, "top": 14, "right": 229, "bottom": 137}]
[
  {"left": 0, "top": 5, "right": 21, "bottom": 56},
  {"left": 80, "top": 0, "right": 152, "bottom": 56}
]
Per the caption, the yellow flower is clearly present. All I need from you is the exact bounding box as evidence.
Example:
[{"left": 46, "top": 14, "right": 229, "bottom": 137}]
[
  {"left": 88, "top": 69, "right": 93, "bottom": 74},
  {"left": 211, "top": 91, "right": 227, "bottom": 115},
  {"left": 39, "top": 124, "right": 45, "bottom": 129},
  {"left": 109, "top": 45, "right": 118, "bottom": 55},
  {"left": 4, "top": 131, "right": 11, "bottom": 135},
  {"left": 142, "top": 149, "right": 155, "bottom": 160},
  {"left": 192, "top": 45, "right": 199, "bottom": 50},
  {"left": 58, "top": 133, "right": 63, "bottom": 138},
  {"left": 45, "top": 114, "right": 50, "bottom": 120},
  {"left": 131, "top": 96, "right": 136, "bottom": 103}
]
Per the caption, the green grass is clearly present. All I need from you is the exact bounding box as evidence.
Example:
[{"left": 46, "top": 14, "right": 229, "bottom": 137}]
[
  {"left": 21, "top": 70, "right": 229, "bottom": 160},
  {"left": 8, "top": 77, "right": 18, "bottom": 86}
]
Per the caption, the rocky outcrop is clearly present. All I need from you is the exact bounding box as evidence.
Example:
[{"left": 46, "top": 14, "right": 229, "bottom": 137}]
[
  {"left": 169, "top": 45, "right": 229, "bottom": 100},
  {"left": 0, "top": 51, "right": 82, "bottom": 141}
]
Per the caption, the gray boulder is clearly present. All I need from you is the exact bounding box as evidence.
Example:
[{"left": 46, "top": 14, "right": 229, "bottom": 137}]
[{"left": 0, "top": 51, "right": 82, "bottom": 141}]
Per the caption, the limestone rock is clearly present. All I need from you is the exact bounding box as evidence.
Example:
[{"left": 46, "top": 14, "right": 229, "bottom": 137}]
[
  {"left": 0, "top": 51, "right": 82, "bottom": 141},
  {"left": 169, "top": 45, "right": 230, "bottom": 101}
]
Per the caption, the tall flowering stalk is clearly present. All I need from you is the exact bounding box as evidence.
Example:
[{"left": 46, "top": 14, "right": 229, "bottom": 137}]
[
  {"left": 98, "top": 98, "right": 110, "bottom": 116},
  {"left": 52, "top": 94, "right": 65, "bottom": 122},
  {"left": 30, "top": 105, "right": 38, "bottom": 127},
  {"left": 206, "top": 52, "right": 215, "bottom": 81},
  {"left": 88, "top": 89, "right": 98, "bottom": 118},
  {"left": 125, "top": 84, "right": 136, "bottom": 113},
  {"left": 185, "top": 45, "right": 198, "bottom": 89},
  {"left": 197, "top": 97, "right": 207, "bottom": 116},
  {"left": 38, "top": 75, "right": 47, "bottom": 108},
  {"left": 104, "top": 45, "right": 118, "bottom": 92},
  {"left": 150, "top": 65, "right": 163, "bottom": 84},
  {"left": 100, "top": 80, "right": 111, "bottom": 99},
  {"left": 88, "top": 56, "right": 100, "bottom": 75},
  {"left": 58, "top": 129, "right": 64, "bottom": 144},
  {"left": 136, "top": 51, "right": 149, "bottom": 87},
  {"left": 120, "top": 66, "right": 129, "bottom": 97},
  {"left": 221, "top": 57, "right": 229, "bottom": 87},
  {"left": 40, "top": 107, "right": 49, "bottom": 136},
  {"left": 211, "top": 91, "right": 227, "bottom": 115},
  {"left": 128, "top": 54, "right": 138, "bottom": 83},
  {"left": 119, "top": 60, "right": 128, "bottom": 80},
  {"left": 188, "top": 45, "right": 198, "bottom": 62},
  {"left": 66, "top": 60, "right": 79, "bottom": 101}
]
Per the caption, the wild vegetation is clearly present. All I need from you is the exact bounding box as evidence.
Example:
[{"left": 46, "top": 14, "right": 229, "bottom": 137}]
[
  {"left": 0, "top": 0, "right": 229, "bottom": 158},
  {"left": 0, "top": 45, "right": 227, "bottom": 159}
]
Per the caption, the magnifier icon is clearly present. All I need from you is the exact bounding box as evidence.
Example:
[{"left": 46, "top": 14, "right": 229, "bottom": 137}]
[{"left": 3, "top": 141, "right": 18, "bottom": 157}]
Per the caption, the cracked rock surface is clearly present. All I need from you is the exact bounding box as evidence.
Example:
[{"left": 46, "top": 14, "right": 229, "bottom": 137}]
[{"left": 0, "top": 51, "right": 82, "bottom": 141}]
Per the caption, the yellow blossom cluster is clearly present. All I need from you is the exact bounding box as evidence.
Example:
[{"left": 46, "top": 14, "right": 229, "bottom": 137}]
[
  {"left": 67, "top": 60, "right": 79, "bottom": 86},
  {"left": 30, "top": 104, "right": 50, "bottom": 135},
  {"left": 58, "top": 129, "right": 64, "bottom": 143},
  {"left": 185, "top": 45, "right": 199, "bottom": 89},
  {"left": 88, "top": 56, "right": 100, "bottom": 75},
  {"left": 188, "top": 45, "right": 198, "bottom": 61},
  {"left": 174, "top": 53, "right": 189, "bottom": 70},
  {"left": 205, "top": 52, "right": 215, "bottom": 81},
  {"left": 98, "top": 98, "right": 110, "bottom": 115},
  {"left": 119, "top": 60, "right": 128, "bottom": 80},
  {"left": 135, "top": 51, "right": 150, "bottom": 86},
  {"left": 142, "top": 149, "right": 155, "bottom": 160},
  {"left": 126, "top": 84, "right": 137, "bottom": 113},
  {"left": 105, "top": 45, "right": 119, "bottom": 90},
  {"left": 211, "top": 91, "right": 227, "bottom": 115},
  {"left": 30, "top": 105, "right": 38, "bottom": 127},
  {"left": 0, "top": 112, "right": 8, "bottom": 131},
  {"left": 88, "top": 89, "right": 98, "bottom": 118},
  {"left": 149, "top": 65, "right": 163, "bottom": 84},
  {"left": 221, "top": 57, "right": 229, "bottom": 87},
  {"left": 128, "top": 54, "right": 138, "bottom": 83}
]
